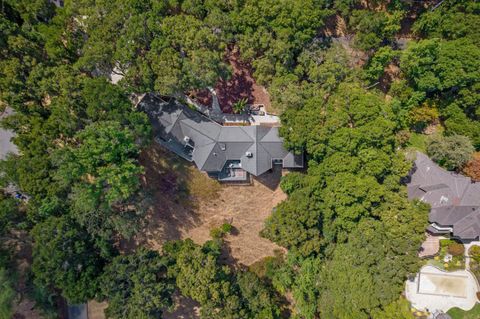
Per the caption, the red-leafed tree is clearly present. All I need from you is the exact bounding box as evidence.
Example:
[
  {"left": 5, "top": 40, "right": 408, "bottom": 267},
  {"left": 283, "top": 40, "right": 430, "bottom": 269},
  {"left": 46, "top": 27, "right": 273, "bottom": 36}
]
[{"left": 463, "top": 152, "right": 480, "bottom": 182}]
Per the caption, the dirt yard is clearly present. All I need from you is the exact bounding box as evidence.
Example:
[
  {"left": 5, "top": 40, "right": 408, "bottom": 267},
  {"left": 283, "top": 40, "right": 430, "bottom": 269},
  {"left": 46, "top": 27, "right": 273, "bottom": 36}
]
[{"left": 122, "top": 143, "right": 287, "bottom": 267}]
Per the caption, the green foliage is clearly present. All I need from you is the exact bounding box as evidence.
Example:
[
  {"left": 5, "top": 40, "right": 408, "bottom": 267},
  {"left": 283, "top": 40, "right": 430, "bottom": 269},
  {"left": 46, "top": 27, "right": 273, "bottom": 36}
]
[
  {"left": 232, "top": 98, "right": 248, "bottom": 114},
  {"left": 401, "top": 39, "right": 480, "bottom": 93},
  {"left": 0, "top": 193, "right": 21, "bottom": 236},
  {"left": 168, "top": 239, "right": 281, "bottom": 319},
  {"left": 0, "top": 267, "right": 15, "bottom": 319},
  {"left": 295, "top": 43, "right": 351, "bottom": 93},
  {"left": 350, "top": 10, "right": 403, "bottom": 51},
  {"left": 236, "top": 271, "right": 281, "bottom": 319},
  {"left": 262, "top": 189, "right": 324, "bottom": 256},
  {"left": 266, "top": 70, "right": 428, "bottom": 317},
  {"left": 100, "top": 248, "right": 175, "bottom": 319},
  {"left": 233, "top": 0, "right": 333, "bottom": 84},
  {"left": 1, "top": 1, "right": 479, "bottom": 317},
  {"left": 371, "top": 298, "right": 414, "bottom": 319},
  {"left": 31, "top": 216, "right": 105, "bottom": 303},
  {"left": 408, "top": 102, "right": 440, "bottom": 131},
  {"left": 469, "top": 245, "right": 480, "bottom": 261},
  {"left": 174, "top": 239, "right": 244, "bottom": 317},
  {"left": 365, "top": 46, "right": 397, "bottom": 82},
  {"left": 448, "top": 303, "right": 480, "bottom": 319},
  {"left": 426, "top": 134, "right": 474, "bottom": 170},
  {"left": 52, "top": 120, "right": 145, "bottom": 239},
  {"left": 413, "top": 1, "right": 480, "bottom": 45},
  {"left": 406, "top": 133, "right": 428, "bottom": 152},
  {"left": 210, "top": 223, "right": 233, "bottom": 239},
  {"left": 280, "top": 172, "right": 305, "bottom": 195}
]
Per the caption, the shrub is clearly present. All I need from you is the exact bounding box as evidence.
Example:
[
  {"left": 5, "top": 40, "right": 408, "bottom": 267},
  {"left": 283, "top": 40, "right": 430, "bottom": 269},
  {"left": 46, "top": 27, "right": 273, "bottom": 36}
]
[
  {"left": 469, "top": 245, "right": 480, "bottom": 260},
  {"left": 408, "top": 102, "right": 439, "bottom": 131},
  {"left": 280, "top": 172, "right": 304, "bottom": 195},
  {"left": 210, "top": 227, "right": 224, "bottom": 239},
  {"left": 209, "top": 223, "right": 233, "bottom": 239},
  {"left": 232, "top": 98, "right": 248, "bottom": 114},
  {"left": 221, "top": 223, "right": 233, "bottom": 234},
  {"left": 476, "top": 291, "right": 480, "bottom": 301},
  {"left": 396, "top": 130, "right": 411, "bottom": 147},
  {"left": 427, "top": 134, "right": 474, "bottom": 170},
  {"left": 448, "top": 243, "right": 465, "bottom": 256},
  {"left": 440, "top": 239, "right": 455, "bottom": 248},
  {"left": 0, "top": 267, "right": 15, "bottom": 319}
]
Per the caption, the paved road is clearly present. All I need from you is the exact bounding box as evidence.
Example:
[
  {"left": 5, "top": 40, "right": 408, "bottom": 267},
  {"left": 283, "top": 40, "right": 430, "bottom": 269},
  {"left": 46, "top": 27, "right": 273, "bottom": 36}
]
[{"left": 0, "top": 107, "right": 18, "bottom": 160}]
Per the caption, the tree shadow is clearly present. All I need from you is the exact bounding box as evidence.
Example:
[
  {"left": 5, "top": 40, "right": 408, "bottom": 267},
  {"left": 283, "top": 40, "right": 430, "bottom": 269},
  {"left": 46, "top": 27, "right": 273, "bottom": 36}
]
[
  {"left": 120, "top": 143, "right": 209, "bottom": 252},
  {"left": 254, "top": 165, "right": 283, "bottom": 191}
]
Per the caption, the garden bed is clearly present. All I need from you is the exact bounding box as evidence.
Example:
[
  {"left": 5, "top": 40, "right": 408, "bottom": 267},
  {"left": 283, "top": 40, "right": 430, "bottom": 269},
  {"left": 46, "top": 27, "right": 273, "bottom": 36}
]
[
  {"left": 468, "top": 245, "right": 480, "bottom": 284},
  {"left": 428, "top": 239, "right": 465, "bottom": 271}
]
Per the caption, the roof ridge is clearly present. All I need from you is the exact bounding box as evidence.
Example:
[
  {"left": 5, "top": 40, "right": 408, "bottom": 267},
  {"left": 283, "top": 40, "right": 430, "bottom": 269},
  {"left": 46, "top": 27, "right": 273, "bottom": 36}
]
[{"left": 179, "top": 118, "right": 218, "bottom": 144}]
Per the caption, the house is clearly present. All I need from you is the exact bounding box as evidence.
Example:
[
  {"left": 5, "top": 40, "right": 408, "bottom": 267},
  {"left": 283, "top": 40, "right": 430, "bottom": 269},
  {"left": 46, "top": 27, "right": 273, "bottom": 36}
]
[
  {"left": 407, "top": 152, "right": 480, "bottom": 241},
  {"left": 137, "top": 94, "right": 303, "bottom": 181}
]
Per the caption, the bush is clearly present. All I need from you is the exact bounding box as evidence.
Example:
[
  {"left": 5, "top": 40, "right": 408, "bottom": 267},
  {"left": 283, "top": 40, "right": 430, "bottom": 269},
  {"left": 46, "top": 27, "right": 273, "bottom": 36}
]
[
  {"left": 477, "top": 291, "right": 480, "bottom": 301},
  {"left": 427, "top": 134, "right": 474, "bottom": 170},
  {"left": 210, "top": 227, "right": 224, "bottom": 239},
  {"left": 469, "top": 245, "right": 480, "bottom": 260},
  {"left": 440, "top": 239, "right": 455, "bottom": 248},
  {"left": 448, "top": 243, "right": 465, "bottom": 256},
  {"left": 221, "top": 223, "right": 233, "bottom": 234},
  {"left": 280, "top": 172, "right": 304, "bottom": 195},
  {"left": 209, "top": 223, "right": 233, "bottom": 239},
  {"left": 0, "top": 267, "right": 15, "bottom": 319},
  {"left": 408, "top": 102, "right": 439, "bottom": 131}
]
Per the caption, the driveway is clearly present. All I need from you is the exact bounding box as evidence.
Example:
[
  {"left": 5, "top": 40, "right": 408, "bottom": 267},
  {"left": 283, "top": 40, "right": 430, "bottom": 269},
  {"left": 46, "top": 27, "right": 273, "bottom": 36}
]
[{"left": 406, "top": 265, "right": 478, "bottom": 312}]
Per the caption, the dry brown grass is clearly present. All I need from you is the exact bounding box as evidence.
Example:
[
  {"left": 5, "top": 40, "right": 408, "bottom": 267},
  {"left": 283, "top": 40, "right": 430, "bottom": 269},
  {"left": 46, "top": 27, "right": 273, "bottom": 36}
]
[{"left": 122, "top": 143, "right": 286, "bottom": 266}]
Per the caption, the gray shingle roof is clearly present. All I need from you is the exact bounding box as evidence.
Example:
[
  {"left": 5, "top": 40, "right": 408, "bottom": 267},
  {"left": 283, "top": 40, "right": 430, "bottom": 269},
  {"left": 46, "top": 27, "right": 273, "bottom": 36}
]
[
  {"left": 408, "top": 152, "right": 480, "bottom": 240},
  {"left": 138, "top": 94, "right": 303, "bottom": 176}
]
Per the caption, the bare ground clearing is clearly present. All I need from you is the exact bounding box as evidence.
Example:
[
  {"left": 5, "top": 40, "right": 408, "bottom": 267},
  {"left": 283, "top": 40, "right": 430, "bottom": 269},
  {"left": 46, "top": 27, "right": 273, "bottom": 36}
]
[{"left": 121, "top": 143, "right": 286, "bottom": 267}]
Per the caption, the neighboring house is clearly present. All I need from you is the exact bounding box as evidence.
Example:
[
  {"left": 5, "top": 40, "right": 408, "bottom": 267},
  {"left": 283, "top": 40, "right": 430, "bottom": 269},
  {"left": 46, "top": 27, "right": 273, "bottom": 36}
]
[
  {"left": 138, "top": 94, "right": 303, "bottom": 181},
  {"left": 408, "top": 152, "right": 480, "bottom": 241}
]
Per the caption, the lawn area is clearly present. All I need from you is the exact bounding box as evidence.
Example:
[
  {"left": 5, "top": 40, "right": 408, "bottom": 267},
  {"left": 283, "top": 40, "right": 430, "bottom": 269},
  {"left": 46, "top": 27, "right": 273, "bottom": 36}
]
[
  {"left": 447, "top": 304, "right": 480, "bottom": 319},
  {"left": 428, "top": 239, "right": 465, "bottom": 271},
  {"left": 407, "top": 132, "right": 428, "bottom": 152}
]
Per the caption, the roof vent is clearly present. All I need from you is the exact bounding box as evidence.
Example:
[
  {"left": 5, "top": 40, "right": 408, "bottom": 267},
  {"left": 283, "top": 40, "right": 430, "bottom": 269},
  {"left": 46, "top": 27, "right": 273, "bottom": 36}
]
[
  {"left": 184, "top": 136, "right": 190, "bottom": 144},
  {"left": 245, "top": 151, "right": 253, "bottom": 158},
  {"left": 219, "top": 143, "right": 226, "bottom": 151}
]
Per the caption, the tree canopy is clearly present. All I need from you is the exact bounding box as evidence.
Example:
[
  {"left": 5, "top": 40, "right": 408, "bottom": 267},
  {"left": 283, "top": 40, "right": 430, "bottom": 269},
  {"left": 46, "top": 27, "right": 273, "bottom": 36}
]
[{"left": 1, "top": 0, "right": 479, "bottom": 318}]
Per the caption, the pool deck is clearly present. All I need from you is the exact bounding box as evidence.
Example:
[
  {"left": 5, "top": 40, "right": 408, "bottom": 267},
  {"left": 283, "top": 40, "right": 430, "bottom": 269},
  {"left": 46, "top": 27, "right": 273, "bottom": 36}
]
[{"left": 406, "top": 265, "right": 478, "bottom": 312}]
